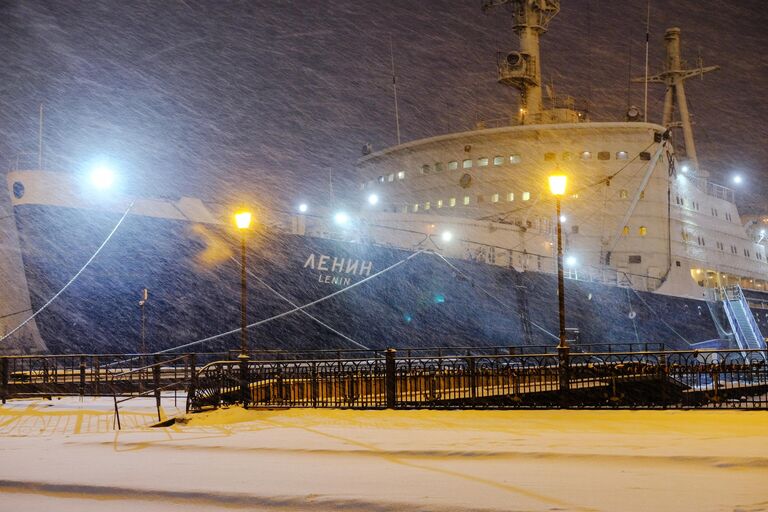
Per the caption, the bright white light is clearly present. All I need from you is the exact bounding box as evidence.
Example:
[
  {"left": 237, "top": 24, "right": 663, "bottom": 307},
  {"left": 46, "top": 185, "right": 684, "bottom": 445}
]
[
  {"left": 761, "top": 229, "right": 766, "bottom": 236},
  {"left": 681, "top": 165, "right": 689, "bottom": 173},
  {"left": 565, "top": 255, "right": 577, "bottom": 267},
  {"left": 441, "top": 231, "right": 453, "bottom": 242},
  {"left": 559, "top": 215, "right": 567, "bottom": 223},
  {"left": 733, "top": 175, "right": 743, "bottom": 185},
  {"left": 298, "top": 203, "right": 308, "bottom": 213},
  {"left": 90, "top": 165, "right": 114, "bottom": 189},
  {"left": 367, "top": 193, "right": 379, "bottom": 206},
  {"left": 334, "top": 211, "right": 350, "bottom": 226}
]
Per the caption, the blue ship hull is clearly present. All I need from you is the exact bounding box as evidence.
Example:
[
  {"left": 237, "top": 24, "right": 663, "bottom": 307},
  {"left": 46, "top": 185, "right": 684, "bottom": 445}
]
[{"left": 12, "top": 205, "right": 768, "bottom": 355}]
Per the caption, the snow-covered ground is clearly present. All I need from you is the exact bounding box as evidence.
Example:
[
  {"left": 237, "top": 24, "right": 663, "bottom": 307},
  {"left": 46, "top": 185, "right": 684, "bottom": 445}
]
[{"left": 0, "top": 396, "right": 765, "bottom": 511}]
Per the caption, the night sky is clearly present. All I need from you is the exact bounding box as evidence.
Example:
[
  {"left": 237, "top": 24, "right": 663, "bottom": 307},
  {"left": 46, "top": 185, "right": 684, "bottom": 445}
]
[{"left": 1, "top": 0, "right": 766, "bottom": 213}]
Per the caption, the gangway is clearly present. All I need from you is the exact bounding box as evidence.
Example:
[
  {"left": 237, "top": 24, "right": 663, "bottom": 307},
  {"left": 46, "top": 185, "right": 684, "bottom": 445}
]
[{"left": 717, "top": 285, "right": 766, "bottom": 353}]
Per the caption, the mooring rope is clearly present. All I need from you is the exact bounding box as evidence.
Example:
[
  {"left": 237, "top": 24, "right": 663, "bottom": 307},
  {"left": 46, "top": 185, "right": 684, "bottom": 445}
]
[
  {"left": 0, "top": 201, "right": 135, "bottom": 345},
  {"left": 429, "top": 251, "right": 560, "bottom": 342},
  {"left": 150, "top": 249, "right": 426, "bottom": 355},
  {"left": 232, "top": 255, "right": 370, "bottom": 350}
]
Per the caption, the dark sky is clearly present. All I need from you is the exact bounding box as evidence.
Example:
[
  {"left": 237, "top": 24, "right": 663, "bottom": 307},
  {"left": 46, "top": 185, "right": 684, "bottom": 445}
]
[{"left": 1, "top": 0, "right": 766, "bottom": 213}]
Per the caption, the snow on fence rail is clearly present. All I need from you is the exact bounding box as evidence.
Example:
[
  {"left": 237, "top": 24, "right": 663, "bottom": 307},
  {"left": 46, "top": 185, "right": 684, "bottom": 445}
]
[
  {"left": 0, "top": 347, "right": 765, "bottom": 411},
  {"left": 188, "top": 348, "right": 768, "bottom": 411}
]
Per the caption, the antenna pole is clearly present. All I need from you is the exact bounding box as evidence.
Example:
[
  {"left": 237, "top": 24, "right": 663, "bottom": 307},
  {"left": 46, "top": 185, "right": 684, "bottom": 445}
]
[
  {"left": 643, "top": 1, "right": 650, "bottom": 122},
  {"left": 38, "top": 103, "right": 44, "bottom": 169},
  {"left": 389, "top": 35, "right": 401, "bottom": 145}
]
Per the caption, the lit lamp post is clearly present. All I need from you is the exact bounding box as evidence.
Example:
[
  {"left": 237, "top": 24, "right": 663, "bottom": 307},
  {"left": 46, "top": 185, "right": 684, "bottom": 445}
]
[
  {"left": 548, "top": 174, "right": 570, "bottom": 405},
  {"left": 548, "top": 175, "right": 568, "bottom": 349},
  {"left": 234, "top": 210, "right": 252, "bottom": 406}
]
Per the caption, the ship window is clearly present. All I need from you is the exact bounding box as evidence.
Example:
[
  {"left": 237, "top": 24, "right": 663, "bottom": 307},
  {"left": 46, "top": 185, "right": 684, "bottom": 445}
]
[
  {"left": 572, "top": 225, "right": 579, "bottom": 234},
  {"left": 397, "top": 171, "right": 405, "bottom": 180},
  {"left": 413, "top": 204, "right": 419, "bottom": 212},
  {"left": 448, "top": 161, "right": 458, "bottom": 170},
  {"left": 629, "top": 255, "right": 642, "bottom": 264},
  {"left": 544, "top": 152, "right": 556, "bottom": 161},
  {"left": 420, "top": 165, "right": 431, "bottom": 175},
  {"left": 744, "top": 249, "right": 750, "bottom": 257},
  {"left": 12, "top": 181, "right": 24, "bottom": 199},
  {"left": 616, "top": 151, "right": 629, "bottom": 160},
  {"left": 437, "top": 199, "right": 443, "bottom": 208},
  {"left": 507, "top": 192, "right": 514, "bottom": 201},
  {"left": 580, "top": 151, "right": 592, "bottom": 160},
  {"left": 378, "top": 176, "right": 385, "bottom": 183},
  {"left": 639, "top": 226, "right": 647, "bottom": 236},
  {"left": 424, "top": 201, "right": 431, "bottom": 210},
  {"left": 510, "top": 154, "right": 522, "bottom": 164},
  {"left": 478, "top": 157, "right": 489, "bottom": 167},
  {"left": 491, "top": 193, "right": 499, "bottom": 203},
  {"left": 493, "top": 156, "right": 504, "bottom": 165},
  {"left": 434, "top": 162, "right": 443, "bottom": 173},
  {"left": 476, "top": 194, "right": 485, "bottom": 203},
  {"left": 598, "top": 151, "right": 610, "bottom": 160},
  {"left": 388, "top": 173, "right": 395, "bottom": 182},
  {"left": 562, "top": 152, "right": 573, "bottom": 161},
  {"left": 676, "top": 260, "right": 681, "bottom": 267},
  {"left": 619, "top": 189, "right": 629, "bottom": 199},
  {"left": 462, "top": 159, "right": 472, "bottom": 169},
  {"left": 463, "top": 195, "right": 470, "bottom": 205},
  {"left": 359, "top": 182, "right": 365, "bottom": 190},
  {"left": 522, "top": 192, "right": 530, "bottom": 201},
  {"left": 622, "top": 226, "right": 630, "bottom": 236},
  {"left": 449, "top": 197, "right": 456, "bottom": 207},
  {"left": 640, "top": 190, "right": 645, "bottom": 199},
  {"left": 639, "top": 151, "right": 651, "bottom": 161}
]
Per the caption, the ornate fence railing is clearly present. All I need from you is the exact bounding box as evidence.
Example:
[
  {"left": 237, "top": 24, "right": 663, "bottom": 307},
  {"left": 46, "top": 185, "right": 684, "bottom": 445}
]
[
  {"left": 1, "top": 347, "right": 765, "bottom": 413},
  {"left": 188, "top": 348, "right": 768, "bottom": 411}
]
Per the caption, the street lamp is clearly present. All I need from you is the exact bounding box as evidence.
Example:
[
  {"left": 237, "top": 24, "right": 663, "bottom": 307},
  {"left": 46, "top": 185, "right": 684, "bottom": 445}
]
[
  {"left": 548, "top": 175, "right": 568, "bottom": 350},
  {"left": 234, "top": 210, "right": 252, "bottom": 406}
]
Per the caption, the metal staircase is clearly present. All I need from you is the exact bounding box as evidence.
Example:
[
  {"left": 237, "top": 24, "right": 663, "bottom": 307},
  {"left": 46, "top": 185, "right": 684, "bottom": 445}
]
[{"left": 717, "top": 285, "right": 766, "bottom": 352}]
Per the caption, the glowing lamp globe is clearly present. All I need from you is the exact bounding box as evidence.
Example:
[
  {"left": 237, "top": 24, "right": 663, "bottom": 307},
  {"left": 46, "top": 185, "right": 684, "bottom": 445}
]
[
  {"left": 234, "top": 211, "right": 252, "bottom": 230},
  {"left": 90, "top": 166, "right": 115, "bottom": 189},
  {"left": 548, "top": 175, "right": 567, "bottom": 196}
]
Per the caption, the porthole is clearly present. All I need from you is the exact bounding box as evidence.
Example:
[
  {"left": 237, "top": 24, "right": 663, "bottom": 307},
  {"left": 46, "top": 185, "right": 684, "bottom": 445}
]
[{"left": 12, "top": 182, "right": 24, "bottom": 199}]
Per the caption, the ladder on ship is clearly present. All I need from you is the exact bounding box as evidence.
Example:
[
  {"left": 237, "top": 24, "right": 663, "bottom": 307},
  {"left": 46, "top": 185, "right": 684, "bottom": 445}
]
[{"left": 717, "top": 285, "right": 766, "bottom": 353}]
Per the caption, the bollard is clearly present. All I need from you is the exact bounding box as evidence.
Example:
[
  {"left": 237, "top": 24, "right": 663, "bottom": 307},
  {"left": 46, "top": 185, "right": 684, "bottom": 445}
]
[
  {"left": 557, "top": 345, "right": 570, "bottom": 408},
  {"left": 385, "top": 348, "right": 396, "bottom": 409}
]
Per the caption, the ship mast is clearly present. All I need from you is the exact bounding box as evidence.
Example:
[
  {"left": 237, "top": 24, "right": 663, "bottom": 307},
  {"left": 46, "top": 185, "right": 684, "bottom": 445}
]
[
  {"left": 634, "top": 28, "right": 718, "bottom": 177},
  {"left": 483, "top": 0, "right": 560, "bottom": 123}
]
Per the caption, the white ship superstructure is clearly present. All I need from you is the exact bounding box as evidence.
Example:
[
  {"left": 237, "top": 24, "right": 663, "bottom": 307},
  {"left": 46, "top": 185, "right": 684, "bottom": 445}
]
[{"left": 314, "top": 1, "right": 768, "bottom": 304}]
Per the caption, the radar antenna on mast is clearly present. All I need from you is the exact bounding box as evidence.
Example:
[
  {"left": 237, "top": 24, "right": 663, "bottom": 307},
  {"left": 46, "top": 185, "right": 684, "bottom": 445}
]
[{"left": 483, "top": 1, "right": 565, "bottom": 124}]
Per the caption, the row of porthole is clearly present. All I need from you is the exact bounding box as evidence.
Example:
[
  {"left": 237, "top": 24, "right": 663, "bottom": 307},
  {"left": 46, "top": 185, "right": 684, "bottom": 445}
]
[
  {"left": 363, "top": 150, "right": 638, "bottom": 189},
  {"left": 410, "top": 191, "right": 534, "bottom": 212},
  {"left": 682, "top": 231, "right": 764, "bottom": 261}
]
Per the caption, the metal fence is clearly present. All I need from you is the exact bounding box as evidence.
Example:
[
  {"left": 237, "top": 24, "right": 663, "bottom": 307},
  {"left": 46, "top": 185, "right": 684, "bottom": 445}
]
[
  {"left": 1, "top": 347, "right": 765, "bottom": 415},
  {"left": 189, "top": 348, "right": 768, "bottom": 411}
]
